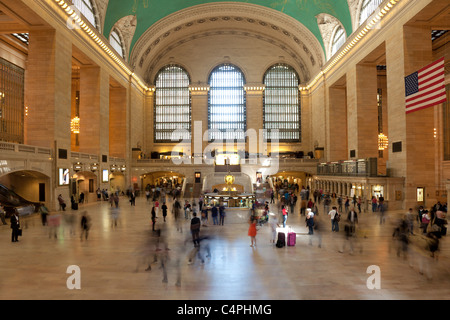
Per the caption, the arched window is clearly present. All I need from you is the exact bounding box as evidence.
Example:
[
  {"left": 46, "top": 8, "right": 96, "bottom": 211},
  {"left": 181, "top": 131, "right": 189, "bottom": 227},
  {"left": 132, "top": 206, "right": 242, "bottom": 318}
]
[
  {"left": 72, "top": 0, "right": 98, "bottom": 30},
  {"left": 110, "top": 29, "right": 125, "bottom": 59},
  {"left": 263, "top": 64, "right": 300, "bottom": 142},
  {"left": 208, "top": 64, "right": 246, "bottom": 141},
  {"left": 154, "top": 65, "right": 191, "bottom": 142},
  {"left": 358, "top": 0, "right": 383, "bottom": 26},
  {"left": 331, "top": 26, "right": 346, "bottom": 56}
]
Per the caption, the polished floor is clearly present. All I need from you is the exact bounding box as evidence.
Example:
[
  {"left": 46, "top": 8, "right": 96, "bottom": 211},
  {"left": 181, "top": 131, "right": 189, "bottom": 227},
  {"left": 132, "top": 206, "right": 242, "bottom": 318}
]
[{"left": 1, "top": 195, "right": 449, "bottom": 300}]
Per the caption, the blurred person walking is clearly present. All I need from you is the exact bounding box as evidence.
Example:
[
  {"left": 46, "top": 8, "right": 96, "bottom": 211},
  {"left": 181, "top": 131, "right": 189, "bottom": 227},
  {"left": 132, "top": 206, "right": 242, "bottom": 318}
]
[
  {"left": 39, "top": 203, "right": 49, "bottom": 226},
  {"left": 151, "top": 205, "right": 157, "bottom": 231},
  {"left": 269, "top": 212, "right": 280, "bottom": 244},
  {"left": 0, "top": 203, "right": 8, "bottom": 225},
  {"left": 80, "top": 211, "right": 91, "bottom": 241},
  {"left": 190, "top": 211, "right": 201, "bottom": 247}
]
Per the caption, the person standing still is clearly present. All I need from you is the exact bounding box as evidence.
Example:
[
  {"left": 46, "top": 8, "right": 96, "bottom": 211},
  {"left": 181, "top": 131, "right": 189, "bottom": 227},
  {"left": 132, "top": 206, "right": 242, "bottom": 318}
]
[
  {"left": 248, "top": 216, "right": 258, "bottom": 247},
  {"left": 10, "top": 211, "right": 20, "bottom": 242},
  {"left": 219, "top": 204, "right": 226, "bottom": 225},
  {"left": 282, "top": 205, "right": 288, "bottom": 228},
  {"left": 211, "top": 205, "right": 219, "bottom": 225},
  {"left": 161, "top": 202, "right": 168, "bottom": 222},
  {"left": 328, "top": 206, "right": 340, "bottom": 232}
]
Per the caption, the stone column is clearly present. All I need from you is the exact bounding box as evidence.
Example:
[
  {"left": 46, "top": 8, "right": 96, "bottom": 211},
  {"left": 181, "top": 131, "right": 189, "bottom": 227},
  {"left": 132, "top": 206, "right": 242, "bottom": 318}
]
[
  {"left": 346, "top": 63, "right": 378, "bottom": 159},
  {"left": 245, "top": 85, "right": 264, "bottom": 155},
  {"left": 386, "top": 25, "right": 436, "bottom": 209},
  {"left": 190, "top": 85, "right": 210, "bottom": 162},
  {"left": 328, "top": 81, "right": 348, "bottom": 161},
  {"left": 79, "top": 66, "right": 110, "bottom": 157},
  {"left": 26, "top": 29, "right": 72, "bottom": 150},
  {"left": 109, "top": 84, "right": 127, "bottom": 158},
  {"left": 25, "top": 28, "right": 72, "bottom": 211}
]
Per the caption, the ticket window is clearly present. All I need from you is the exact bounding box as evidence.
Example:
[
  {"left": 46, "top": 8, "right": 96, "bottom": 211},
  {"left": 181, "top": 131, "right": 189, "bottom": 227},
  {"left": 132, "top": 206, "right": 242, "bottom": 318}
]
[{"left": 417, "top": 187, "right": 425, "bottom": 206}]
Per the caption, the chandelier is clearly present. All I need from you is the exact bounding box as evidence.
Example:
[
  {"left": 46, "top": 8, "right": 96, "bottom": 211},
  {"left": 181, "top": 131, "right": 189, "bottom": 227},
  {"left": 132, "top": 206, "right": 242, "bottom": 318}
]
[
  {"left": 71, "top": 116, "right": 80, "bottom": 134},
  {"left": 378, "top": 133, "right": 388, "bottom": 150}
]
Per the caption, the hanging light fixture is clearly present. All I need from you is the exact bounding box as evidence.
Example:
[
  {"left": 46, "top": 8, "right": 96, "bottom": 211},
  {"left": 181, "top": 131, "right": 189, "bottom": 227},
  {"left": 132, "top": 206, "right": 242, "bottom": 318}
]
[
  {"left": 378, "top": 133, "right": 388, "bottom": 150},
  {"left": 71, "top": 116, "right": 80, "bottom": 134}
]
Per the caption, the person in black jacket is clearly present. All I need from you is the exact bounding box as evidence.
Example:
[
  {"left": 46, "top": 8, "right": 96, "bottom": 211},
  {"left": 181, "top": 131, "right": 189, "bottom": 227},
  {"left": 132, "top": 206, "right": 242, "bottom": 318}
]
[
  {"left": 190, "top": 212, "right": 201, "bottom": 247},
  {"left": 10, "top": 211, "right": 20, "bottom": 242}
]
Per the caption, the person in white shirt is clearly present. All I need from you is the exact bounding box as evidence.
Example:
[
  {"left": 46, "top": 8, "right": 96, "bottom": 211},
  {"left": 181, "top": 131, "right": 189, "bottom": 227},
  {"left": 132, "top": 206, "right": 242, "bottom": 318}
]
[{"left": 328, "top": 206, "right": 340, "bottom": 232}]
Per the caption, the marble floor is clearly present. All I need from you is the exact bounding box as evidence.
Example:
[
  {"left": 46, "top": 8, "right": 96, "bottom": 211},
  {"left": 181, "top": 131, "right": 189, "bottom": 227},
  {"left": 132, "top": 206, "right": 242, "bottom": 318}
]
[{"left": 0, "top": 195, "right": 449, "bottom": 300}]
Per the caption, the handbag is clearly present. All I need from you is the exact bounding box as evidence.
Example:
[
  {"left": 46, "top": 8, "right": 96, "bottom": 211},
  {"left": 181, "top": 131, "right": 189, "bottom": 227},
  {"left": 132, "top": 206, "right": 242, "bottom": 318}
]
[
  {"left": 334, "top": 212, "right": 340, "bottom": 222},
  {"left": 18, "top": 229, "right": 22, "bottom": 236}
]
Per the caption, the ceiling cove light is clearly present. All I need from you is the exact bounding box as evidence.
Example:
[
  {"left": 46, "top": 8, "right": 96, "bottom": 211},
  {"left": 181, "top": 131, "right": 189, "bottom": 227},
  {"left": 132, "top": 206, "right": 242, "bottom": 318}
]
[
  {"left": 305, "top": 0, "right": 401, "bottom": 90},
  {"left": 52, "top": 0, "right": 150, "bottom": 92}
]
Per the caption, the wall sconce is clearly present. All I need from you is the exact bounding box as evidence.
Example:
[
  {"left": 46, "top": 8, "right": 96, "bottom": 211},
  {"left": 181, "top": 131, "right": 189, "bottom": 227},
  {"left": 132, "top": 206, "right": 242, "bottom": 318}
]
[
  {"left": 120, "top": 165, "right": 126, "bottom": 172},
  {"left": 91, "top": 163, "right": 98, "bottom": 172}
]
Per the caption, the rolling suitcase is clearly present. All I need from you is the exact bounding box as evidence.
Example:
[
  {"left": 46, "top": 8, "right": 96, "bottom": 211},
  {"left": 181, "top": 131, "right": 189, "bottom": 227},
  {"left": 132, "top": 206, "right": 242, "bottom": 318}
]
[
  {"left": 276, "top": 232, "right": 285, "bottom": 248},
  {"left": 287, "top": 229, "right": 296, "bottom": 246}
]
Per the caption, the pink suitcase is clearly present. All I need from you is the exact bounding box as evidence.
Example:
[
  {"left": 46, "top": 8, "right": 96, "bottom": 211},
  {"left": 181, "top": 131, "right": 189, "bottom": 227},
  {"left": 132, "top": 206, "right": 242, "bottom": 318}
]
[{"left": 287, "top": 231, "right": 296, "bottom": 246}]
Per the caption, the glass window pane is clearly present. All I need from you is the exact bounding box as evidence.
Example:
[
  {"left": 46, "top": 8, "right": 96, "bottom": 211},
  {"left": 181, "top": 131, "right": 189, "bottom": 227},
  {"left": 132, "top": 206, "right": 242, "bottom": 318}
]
[
  {"left": 208, "top": 64, "right": 246, "bottom": 141},
  {"left": 331, "top": 27, "right": 345, "bottom": 56},
  {"left": 72, "top": 0, "right": 98, "bottom": 30},
  {"left": 263, "top": 64, "right": 300, "bottom": 142},
  {"left": 0, "top": 57, "right": 25, "bottom": 144},
  {"left": 110, "top": 30, "right": 124, "bottom": 58},
  {"left": 154, "top": 65, "right": 191, "bottom": 142},
  {"left": 359, "top": 0, "right": 383, "bottom": 26}
]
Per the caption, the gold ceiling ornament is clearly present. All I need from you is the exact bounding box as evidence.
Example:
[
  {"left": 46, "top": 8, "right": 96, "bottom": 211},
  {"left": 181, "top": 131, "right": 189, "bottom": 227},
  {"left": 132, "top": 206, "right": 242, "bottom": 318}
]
[
  {"left": 71, "top": 116, "right": 80, "bottom": 134},
  {"left": 378, "top": 133, "right": 388, "bottom": 151}
]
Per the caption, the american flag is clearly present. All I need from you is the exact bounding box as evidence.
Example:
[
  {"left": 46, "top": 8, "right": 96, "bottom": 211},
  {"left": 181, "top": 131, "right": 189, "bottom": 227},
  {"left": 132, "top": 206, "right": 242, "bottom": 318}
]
[{"left": 405, "top": 57, "right": 446, "bottom": 114}]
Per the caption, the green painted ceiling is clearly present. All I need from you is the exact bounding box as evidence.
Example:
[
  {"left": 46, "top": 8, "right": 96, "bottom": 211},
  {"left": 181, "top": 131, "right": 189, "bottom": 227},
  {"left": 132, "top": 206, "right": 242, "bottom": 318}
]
[{"left": 103, "top": 0, "right": 353, "bottom": 57}]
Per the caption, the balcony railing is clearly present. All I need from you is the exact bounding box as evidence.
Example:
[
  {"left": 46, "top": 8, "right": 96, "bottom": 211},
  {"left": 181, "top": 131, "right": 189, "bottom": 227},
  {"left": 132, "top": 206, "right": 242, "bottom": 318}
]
[
  {"left": 317, "top": 158, "right": 379, "bottom": 177},
  {"left": 0, "top": 141, "right": 52, "bottom": 157}
]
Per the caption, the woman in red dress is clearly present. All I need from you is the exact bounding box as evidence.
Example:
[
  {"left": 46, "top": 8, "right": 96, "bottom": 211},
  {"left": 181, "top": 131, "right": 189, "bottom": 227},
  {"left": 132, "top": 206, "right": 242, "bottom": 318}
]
[{"left": 248, "top": 216, "right": 258, "bottom": 247}]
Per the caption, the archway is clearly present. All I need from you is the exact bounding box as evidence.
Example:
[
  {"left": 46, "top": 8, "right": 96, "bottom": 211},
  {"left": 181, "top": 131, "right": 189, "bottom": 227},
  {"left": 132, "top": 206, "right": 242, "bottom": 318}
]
[
  {"left": 72, "top": 171, "right": 98, "bottom": 204},
  {"left": 271, "top": 171, "right": 313, "bottom": 192},
  {"left": 0, "top": 170, "right": 50, "bottom": 216},
  {"left": 140, "top": 171, "right": 186, "bottom": 194}
]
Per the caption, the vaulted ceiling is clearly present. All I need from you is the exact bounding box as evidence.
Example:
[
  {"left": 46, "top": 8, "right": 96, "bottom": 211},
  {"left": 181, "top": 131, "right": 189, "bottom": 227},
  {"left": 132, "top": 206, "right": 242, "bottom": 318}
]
[
  {"left": 98, "top": 0, "right": 355, "bottom": 84},
  {"left": 103, "top": 0, "right": 353, "bottom": 53}
]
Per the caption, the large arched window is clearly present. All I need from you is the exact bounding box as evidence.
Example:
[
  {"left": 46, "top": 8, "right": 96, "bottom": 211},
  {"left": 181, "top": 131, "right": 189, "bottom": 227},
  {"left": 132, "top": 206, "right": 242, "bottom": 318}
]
[
  {"left": 208, "top": 64, "right": 246, "bottom": 141},
  {"left": 154, "top": 65, "right": 191, "bottom": 142},
  {"left": 331, "top": 26, "right": 346, "bottom": 56},
  {"left": 358, "top": 0, "right": 383, "bottom": 26},
  {"left": 72, "top": 0, "right": 98, "bottom": 30},
  {"left": 263, "top": 64, "right": 300, "bottom": 142},
  {"left": 109, "top": 29, "right": 125, "bottom": 59}
]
